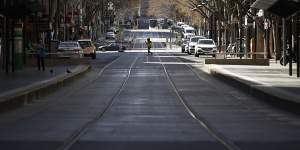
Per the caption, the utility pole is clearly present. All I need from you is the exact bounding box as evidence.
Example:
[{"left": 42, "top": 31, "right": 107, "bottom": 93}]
[
  {"left": 170, "top": 28, "right": 172, "bottom": 49},
  {"left": 56, "top": 0, "right": 60, "bottom": 40},
  {"left": 288, "top": 19, "right": 293, "bottom": 76},
  {"left": 0, "top": 15, "right": 3, "bottom": 70},
  {"left": 48, "top": 0, "right": 52, "bottom": 55},
  {"left": 239, "top": 17, "right": 243, "bottom": 59},
  {"left": 138, "top": 0, "right": 141, "bottom": 17},
  {"left": 5, "top": 15, "right": 8, "bottom": 74},
  {"left": 64, "top": 1, "right": 67, "bottom": 41},
  {"left": 297, "top": 14, "right": 300, "bottom": 77},
  {"left": 282, "top": 18, "right": 286, "bottom": 67},
  {"left": 3, "top": 0, "right": 9, "bottom": 73},
  {"left": 11, "top": 19, "right": 15, "bottom": 72}
]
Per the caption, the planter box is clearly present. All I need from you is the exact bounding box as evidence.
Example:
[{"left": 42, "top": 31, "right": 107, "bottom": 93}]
[{"left": 205, "top": 59, "right": 270, "bottom": 66}]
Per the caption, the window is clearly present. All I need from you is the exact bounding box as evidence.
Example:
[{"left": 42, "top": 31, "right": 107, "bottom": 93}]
[
  {"left": 199, "top": 40, "right": 214, "bottom": 45},
  {"left": 78, "top": 41, "right": 92, "bottom": 48},
  {"left": 191, "top": 37, "right": 204, "bottom": 42},
  {"left": 149, "top": 19, "right": 157, "bottom": 28},
  {"left": 59, "top": 42, "right": 79, "bottom": 48},
  {"left": 186, "top": 30, "right": 194, "bottom": 33}
]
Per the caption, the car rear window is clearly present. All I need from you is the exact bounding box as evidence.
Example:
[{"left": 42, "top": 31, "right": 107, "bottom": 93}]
[
  {"left": 186, "top": 30, "right": 194, "bottom": 33},
  {"left": 78, "top": 41, "right": 92, "bottom": 48},
  {"left": 59, "top": 42, "right": 79, "bottom": 47},
  {"left": 198, "top": 40, "right": 214, "bottom": 45},
  {"left": 191, "top": 37, "right": 204, "bottom": 42}
]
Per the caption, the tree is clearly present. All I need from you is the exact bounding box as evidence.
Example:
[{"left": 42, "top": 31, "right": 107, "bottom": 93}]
[{"left": 185, "top": 0, "right": 256, "bottom": 53}]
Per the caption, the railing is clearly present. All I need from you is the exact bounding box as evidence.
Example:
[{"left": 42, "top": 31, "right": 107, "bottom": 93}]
[{"left": 216, "top": 51, "right": 266, "bottom": 59}]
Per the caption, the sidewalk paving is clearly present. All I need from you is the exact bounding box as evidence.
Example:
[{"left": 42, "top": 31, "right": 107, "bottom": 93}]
[
  {"left": 203, "top": 59, "right": 300, "bottom": 104},
  {"left": 0, "top": 64, "right": 90, "bottom": 110},
  {"left": 0, "top": 66, "right": 76, "bottom": 93}
]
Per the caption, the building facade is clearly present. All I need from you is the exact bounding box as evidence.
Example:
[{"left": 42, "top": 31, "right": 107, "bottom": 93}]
[{"left": 0, "top": 0, "right": 110, "bottom": 73}]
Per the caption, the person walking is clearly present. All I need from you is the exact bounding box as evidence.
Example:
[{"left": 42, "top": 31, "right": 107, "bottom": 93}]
[
  {"left": 36, "top": 40, "right": 46, "bottom": 71},
  {"left": 145, "top": 38, "right": 153, "bottom": 55}
]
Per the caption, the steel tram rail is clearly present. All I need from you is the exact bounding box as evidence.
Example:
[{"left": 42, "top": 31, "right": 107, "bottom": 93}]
[
  {"left": 56, "top": 55, "right": 139, "bottom": 150},
  {"left": 156, "top": 51, "right": 242, "bottom": 150},
  {"left": 0, "top": 55, "right": 124, "bottom": 127}
]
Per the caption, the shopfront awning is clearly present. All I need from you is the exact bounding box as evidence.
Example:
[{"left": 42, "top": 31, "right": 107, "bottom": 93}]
[{"left": 252, "top": 0, "right": 300, "bottom": 17}]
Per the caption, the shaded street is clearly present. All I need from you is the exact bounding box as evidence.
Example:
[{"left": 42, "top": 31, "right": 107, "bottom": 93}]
[
  {"left": 1, "top": 0, "right": 300, "bottom": 149},
  {"left": 0, "top": 50, "right": 300, "bottom": 150}
]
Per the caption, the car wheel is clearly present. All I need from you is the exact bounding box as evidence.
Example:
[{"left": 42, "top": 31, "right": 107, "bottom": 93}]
[
  {"left": 212, "top": 54, "right": 216, "bottom": 58},
  {"left": 92, "top": 53, "right": 96, "bottom": 59},
  {"left": 195, "top": 53, "right": 199, "bottom": 57}
]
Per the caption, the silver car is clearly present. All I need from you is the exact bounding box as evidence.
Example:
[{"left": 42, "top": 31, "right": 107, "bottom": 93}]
[
  {"left": 187, "top": 36, "right": 206, "bottom": 55},
  {"left": 195, "top": 39, "right": 217, "bottom": 57},
  {"left": 57, "top": 42, "right": 83, "bottom": 58}
]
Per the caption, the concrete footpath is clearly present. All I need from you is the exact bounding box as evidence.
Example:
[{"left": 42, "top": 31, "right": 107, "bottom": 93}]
[
  {"left": 201, "top": 59, "right": 300, "bottom": 104},
  {"left": 0, "top": 65, "right": 90, "bottom": 111}
]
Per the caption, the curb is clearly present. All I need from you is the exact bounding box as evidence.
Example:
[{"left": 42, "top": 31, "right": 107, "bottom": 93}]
[
  {"left": 0, "top": 65, "right": 91, "bottom": 112},
  {"left": 205, "top": 64, "right": 300, "bottom": 105}
]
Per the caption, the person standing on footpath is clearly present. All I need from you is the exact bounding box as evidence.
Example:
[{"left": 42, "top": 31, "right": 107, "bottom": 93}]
[{"left": 37, "top": 40, "right": 46, "bottom": 71}]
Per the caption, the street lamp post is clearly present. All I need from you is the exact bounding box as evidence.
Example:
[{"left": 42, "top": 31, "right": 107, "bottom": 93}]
[
  {"left": 48, "top": 0, "right": 52, "bottom": 57},
  {"left": 282, "top": 18, "right": 286, "bottom": 67},
  {"left": 108, "top": 1, "right": 114, "bottom": 28},
  {"left": 245, "top": 16, "right": 249, "bottom": 59}
]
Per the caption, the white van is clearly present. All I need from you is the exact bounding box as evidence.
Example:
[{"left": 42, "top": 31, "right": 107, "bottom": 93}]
[
  {"left": 183, "top": 27, "right": 196, "bottom": 39},
  {"left": 177, "top": 22, "right": 185, "bottom": 27}
]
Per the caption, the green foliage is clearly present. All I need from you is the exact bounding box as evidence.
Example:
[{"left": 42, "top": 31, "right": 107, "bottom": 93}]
[{"left": 187, "top": 0, "right": 256, "bottom": 27}]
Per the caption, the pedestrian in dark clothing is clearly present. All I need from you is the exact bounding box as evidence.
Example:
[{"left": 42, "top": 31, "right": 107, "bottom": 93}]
[
  {"left": 37, "top": 41, "right": 46, "bottom": 71},
  {"left": 145, "top": 38, "right": 153, "bottom": 55}
]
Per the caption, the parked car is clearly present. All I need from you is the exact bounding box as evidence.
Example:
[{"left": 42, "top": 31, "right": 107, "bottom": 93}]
[
  {"left": 177, "top": 22, "right": 185, "bottom": 27},
  {"left": 107, "top": 27, "right": 118, "bottom": 33},
  {"left": 57, "top": 41, "right": 83, "bottom": 59},
  {"left": 106, "top": 32, "right": 116, "bottom": 39},
  {"left": 187, "top": 36, "right": 206, "bottom": 54},
  {"left": 78, "top": 39, "right": 96, "bottom": 59},
  {"left": 195, "top": 39, "right": 217, "bottom": 57},
  {"left": 95, "top": 38, "right": 106, "bottom": 50},
  {"left": 98, "top": 43, "right": 124, "bottom": 52}
]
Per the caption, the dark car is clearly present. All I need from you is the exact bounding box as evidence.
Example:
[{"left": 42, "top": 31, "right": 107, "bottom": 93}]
[{"left": 98, "top": 43, "right": 125, "bottom": 52}]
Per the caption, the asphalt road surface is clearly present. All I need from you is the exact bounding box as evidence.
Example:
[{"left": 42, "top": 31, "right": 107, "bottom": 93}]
[{"left": 0, "top": 51, "right": 300, "bottom": 150}]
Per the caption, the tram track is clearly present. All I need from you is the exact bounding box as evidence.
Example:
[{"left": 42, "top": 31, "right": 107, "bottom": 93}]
[
  {"left": 57, "top": 50, "right": 241, "bottom": 150},
  {"left": 56, "top": 55, "right": 139, "bottom": 150},
  {"left": 156, "top": 52, "right": 242, "bottom": 150}
]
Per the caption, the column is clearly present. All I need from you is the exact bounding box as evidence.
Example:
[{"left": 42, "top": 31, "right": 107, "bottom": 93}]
[{"left": 14, "top": 20, "right": 23, "bottom": 70}]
